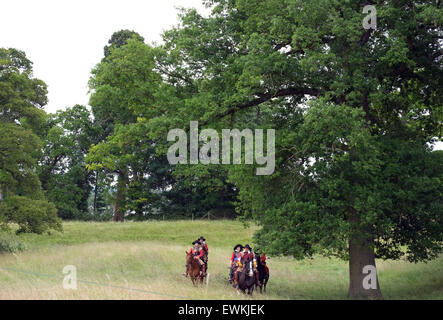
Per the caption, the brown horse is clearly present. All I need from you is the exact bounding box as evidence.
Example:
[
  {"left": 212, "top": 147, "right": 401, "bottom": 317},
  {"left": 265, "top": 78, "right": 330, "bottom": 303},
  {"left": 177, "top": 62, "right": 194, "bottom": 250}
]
[
  {"left": 237, "top": 259, "right": 256, "bottom": 295},
  {"left": 185, "top": 251, "right": 204, "bottom": 285}
]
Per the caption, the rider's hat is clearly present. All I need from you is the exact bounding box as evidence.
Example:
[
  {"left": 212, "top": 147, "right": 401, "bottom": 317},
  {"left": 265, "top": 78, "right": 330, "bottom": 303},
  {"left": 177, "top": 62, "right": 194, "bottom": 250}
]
[
  {"left": 244, "top": 244, "right": 252, "bottom": 250},
  {"left": 192, "top": 240, "right": 199, "bottom": 245},
  {"left": 233, "top": 244, "right": 244, "bottom": 251},
  {"left": 199, "top": 236, "right": 206, "bottom": 241}
]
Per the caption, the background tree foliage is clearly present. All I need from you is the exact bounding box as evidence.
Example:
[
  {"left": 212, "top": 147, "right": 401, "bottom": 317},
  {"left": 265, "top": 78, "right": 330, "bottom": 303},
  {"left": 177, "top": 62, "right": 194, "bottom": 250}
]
[
  {"left": 0, "top": 48, "right": 61, "bottom": 233},
  {"left": 39, "top": 105, "right": 109, "bottom": 220},
  {"left": 87, "top": 33, "right": 237, "bottom": 221}
]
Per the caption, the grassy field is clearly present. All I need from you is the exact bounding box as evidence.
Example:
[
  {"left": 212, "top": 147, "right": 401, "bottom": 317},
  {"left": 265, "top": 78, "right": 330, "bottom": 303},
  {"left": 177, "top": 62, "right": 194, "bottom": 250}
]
[{"left": 0, "top": 220, "right": 442, "bottom": 300}]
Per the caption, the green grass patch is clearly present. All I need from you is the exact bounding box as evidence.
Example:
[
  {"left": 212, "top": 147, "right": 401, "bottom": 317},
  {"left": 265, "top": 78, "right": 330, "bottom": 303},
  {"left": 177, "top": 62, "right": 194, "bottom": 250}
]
[{"left": 0, "top": 220, "right": 441, "bottom": 300}]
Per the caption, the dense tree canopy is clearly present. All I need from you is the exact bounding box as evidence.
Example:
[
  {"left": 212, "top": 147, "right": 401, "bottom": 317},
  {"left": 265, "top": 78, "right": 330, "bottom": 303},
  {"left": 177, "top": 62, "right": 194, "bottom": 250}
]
[
  {"left": 0, "top": 48, "right": 61, "bottom": 233},
  {"left": 87, "top": 34, "right": 237, "bottom": 220},
  {"left": 39, "top": 105, "right": 107, "bottom": 220}
]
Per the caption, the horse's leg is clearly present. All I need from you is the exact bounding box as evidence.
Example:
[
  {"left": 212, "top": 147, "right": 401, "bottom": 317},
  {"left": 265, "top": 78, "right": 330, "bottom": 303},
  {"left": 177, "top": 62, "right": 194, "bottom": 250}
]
[{"left": 255, "top": 271, "right": 261, "bottom": 293}]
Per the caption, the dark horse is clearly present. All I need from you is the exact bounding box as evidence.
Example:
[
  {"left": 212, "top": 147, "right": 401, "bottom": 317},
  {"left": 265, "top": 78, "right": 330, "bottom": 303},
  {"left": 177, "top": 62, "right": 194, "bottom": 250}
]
[
  {"left": 185, "top": 251, "right": 204, "bottom": 285},
  {"left": 237, "top": 259, "right": 256, "bottom": 295},
  {"left": 255, "top": 253, "right": 269, "bottom": 293}
]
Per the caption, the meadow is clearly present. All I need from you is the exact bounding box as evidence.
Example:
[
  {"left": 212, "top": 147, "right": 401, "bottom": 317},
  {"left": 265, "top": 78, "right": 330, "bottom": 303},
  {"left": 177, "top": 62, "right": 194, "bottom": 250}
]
[{"left": 0, "top": 220, "right": 441, "bottom": 300}]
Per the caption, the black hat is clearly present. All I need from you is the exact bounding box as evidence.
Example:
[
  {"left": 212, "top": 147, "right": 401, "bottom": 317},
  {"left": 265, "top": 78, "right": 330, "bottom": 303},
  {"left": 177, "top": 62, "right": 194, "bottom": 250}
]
[
  {"left": 244, "top": 244, "right": 252, "bottom": 250},
  {"left": 192, "top": 240, "right": 199, "bottom": 245},
  {"left": 233, "top": 244, "right": 244, "bottom": 251},
  {"left": 199, "top": 236, "right": 206, "bottom": 241}
]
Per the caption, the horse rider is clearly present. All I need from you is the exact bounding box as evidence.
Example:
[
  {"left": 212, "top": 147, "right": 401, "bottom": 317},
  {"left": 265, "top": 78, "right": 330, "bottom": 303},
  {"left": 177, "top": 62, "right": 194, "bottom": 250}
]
[
  {"left": 258, "top": 251, "right": 269, "bottom": 276},
  {"left": 254, "top": 248, "right": 269, "bottom": 281},
  {"left": 229, "top": 244, "right": 243, "bottom": 283},
  {"left": 232, "top": 244, "right": 257, "bottom": 289},
  {"left": 184, "top": 240, "right": 205, "bottom": 277},
  {"left": 191, "top": 239, "right": 206, "bottom": 277},
  {"left": 199, "top": 236, "right": 209, "bottom": 273}
]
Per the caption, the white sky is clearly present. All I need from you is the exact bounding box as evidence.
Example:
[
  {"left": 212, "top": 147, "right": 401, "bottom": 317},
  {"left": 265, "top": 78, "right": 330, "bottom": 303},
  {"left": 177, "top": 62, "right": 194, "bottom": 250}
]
[
  {"left": 1, "top": 0, "right": 207, "bottom": 113},
  {"left": 1, "top": 0, "right": 441, "bottom": 150}
]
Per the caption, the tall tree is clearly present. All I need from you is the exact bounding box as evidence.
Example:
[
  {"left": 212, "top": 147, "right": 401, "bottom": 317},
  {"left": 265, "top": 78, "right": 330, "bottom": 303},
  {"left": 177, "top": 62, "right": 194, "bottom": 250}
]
[
  {"left": 149, "top": 0, "right": 442, "bottom": 298},
  {"left": 0, "top": 48, "right": 61, "bottom": 233},
  {"left": 40, "top": 105, "right": 104, "bottom": 219},
  {"left": 88, "top": 37, "right": 163, "bottom": 221}
]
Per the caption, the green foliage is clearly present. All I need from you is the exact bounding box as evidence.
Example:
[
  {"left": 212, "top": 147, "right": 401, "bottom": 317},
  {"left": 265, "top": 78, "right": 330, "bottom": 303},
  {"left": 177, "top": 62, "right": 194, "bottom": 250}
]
[
  {"left": 0, "top": 231, "right": 26, "bottom": 253},
  {"left": 39, "top": 105, "right": 102, "bottom": 220},
  {"left": 87, "top": 35, "right": 238, "bottom": 220},
  {"left": 145, "top": 0, "right": 442, "bottom": 267},
  {"left": 0, "top": 48, "right": 47, "bottom": 132},
  {"left": 103, "top": 29, "right": 145, "bottom": 58},
  {"left": 0, "top": 195, "right": 61, "bottom": 234},
  {"left": 0, "top": 47, "right": 62, "bottom": 233}
]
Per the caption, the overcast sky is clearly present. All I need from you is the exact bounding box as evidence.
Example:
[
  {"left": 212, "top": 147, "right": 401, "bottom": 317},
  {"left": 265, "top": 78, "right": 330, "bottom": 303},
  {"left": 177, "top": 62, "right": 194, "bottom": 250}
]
[
  {"left": 1, "top": 0, "right": 207, "bottom": 113},
  {"left": 1, "top": 1, "right": 441, "bottom": 150}
]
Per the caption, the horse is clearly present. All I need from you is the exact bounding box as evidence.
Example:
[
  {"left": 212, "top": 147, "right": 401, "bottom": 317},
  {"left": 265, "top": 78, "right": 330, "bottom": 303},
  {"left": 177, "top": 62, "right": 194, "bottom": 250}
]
[
  {"left": 185, "top": 251, "right": 204, "bottom": 285},
  {"left": 236, "top": 259, "right": 256, "bottom": 295},
  {"left": 255, "top": 253, "right": 269, "bottom": 293}
]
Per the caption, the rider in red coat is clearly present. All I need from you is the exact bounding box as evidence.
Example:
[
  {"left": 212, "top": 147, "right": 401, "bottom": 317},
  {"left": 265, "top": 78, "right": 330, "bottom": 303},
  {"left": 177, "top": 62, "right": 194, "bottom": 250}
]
[
  {"left": 199, "top": 236, "right": 209, "bottom": 254},
  {"left": 199, "top": 236, "right": 208, "bottom": 276},
  {"left": 233, "top": 244, "right": 256, "bottom": 289},
  {"left": 229, "top": 244, "right": 243, "bottom": 283},
  {"left": 260, "top": 252, "right": 269, "bottom": 275},
  {"left": 190, "top": 242, "right": 204, "bottom": 259},
  {"left": 185, "top": 240, "right": 205, "bottom": 277}
]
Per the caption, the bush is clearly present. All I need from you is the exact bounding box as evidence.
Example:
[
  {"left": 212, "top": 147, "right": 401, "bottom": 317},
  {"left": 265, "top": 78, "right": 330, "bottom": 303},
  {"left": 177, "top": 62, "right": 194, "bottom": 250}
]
[{"left": 0, "top": 231, "right": 26, "bottom": 253}]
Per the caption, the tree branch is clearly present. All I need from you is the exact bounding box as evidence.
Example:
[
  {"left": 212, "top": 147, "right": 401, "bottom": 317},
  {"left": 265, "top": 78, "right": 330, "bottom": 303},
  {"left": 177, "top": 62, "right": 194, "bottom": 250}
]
[
  {"left": 213, "top": 87, "right": 320, "bottom": 122},
  {"left": 359, "top": 28, "right": 373, "bottom": 46}
]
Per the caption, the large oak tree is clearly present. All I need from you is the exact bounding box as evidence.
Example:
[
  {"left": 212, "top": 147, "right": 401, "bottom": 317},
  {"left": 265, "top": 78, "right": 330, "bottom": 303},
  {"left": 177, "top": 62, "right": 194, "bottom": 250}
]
[{"left": 147, "top": 0, "right": 442, "bottom": 298}]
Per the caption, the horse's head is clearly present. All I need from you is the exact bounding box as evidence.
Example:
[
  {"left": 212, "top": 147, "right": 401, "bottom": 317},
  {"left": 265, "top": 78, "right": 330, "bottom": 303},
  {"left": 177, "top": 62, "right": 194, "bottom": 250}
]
[
  {"left": 244, "top": 258, "right": 253, "bottom": 274},
  {"left": 185, "top": 251, "right": 192, "bottom": 264}
]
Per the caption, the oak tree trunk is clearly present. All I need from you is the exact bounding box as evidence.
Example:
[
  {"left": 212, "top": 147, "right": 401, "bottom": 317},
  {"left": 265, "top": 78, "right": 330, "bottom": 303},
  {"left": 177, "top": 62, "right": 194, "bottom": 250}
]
[{"left": 348, "top": 209, "right": 382, "bottom": 299}]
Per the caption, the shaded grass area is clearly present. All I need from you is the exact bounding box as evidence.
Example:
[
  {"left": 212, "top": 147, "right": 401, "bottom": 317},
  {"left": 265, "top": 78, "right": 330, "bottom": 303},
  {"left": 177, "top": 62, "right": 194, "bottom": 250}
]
[{"left": 0, "top": 221, "right": 441, "bottom": 300}]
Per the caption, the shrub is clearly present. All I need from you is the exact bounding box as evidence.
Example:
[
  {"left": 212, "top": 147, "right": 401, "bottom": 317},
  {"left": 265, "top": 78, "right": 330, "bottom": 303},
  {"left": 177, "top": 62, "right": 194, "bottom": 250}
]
[{"left": 0, "top": 231, "right": 26, "bottom": 254}]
